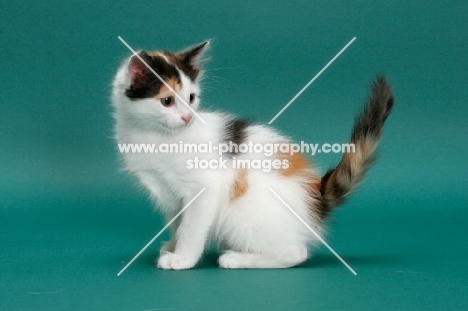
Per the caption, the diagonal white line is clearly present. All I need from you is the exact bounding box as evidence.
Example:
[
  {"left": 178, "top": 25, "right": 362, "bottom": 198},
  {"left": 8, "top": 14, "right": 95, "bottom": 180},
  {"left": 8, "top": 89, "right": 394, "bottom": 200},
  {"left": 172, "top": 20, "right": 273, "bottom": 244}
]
[
  {"left": 117, "top": 36, "right": 207, "bottom": 125},
  {"left": 269, "top": 188, "right": 357, "bottom": 275},
  {"left": 268, "top": 37, "right": 356, "bottom": 124},
  {"left": 117, "top": 188, "right": 206, "bottom": 276}
]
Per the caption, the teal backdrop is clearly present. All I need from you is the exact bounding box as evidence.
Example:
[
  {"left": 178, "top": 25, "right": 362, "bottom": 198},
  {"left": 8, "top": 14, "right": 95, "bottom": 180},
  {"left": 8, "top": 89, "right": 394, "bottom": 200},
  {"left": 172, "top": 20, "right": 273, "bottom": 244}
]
[{"left": 1, "top": 1, "right": 467, "bottom": 310}]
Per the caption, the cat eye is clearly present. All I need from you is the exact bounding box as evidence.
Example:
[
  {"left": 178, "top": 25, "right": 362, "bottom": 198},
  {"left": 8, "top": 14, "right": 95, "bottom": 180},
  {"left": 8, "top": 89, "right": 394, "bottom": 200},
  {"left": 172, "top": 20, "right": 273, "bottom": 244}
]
[
  {"left": 189, "top": 93, "right": 196, "bottom": 104},
  {"left": 160, "top": 96, "right": 174, "bottom": 107}
]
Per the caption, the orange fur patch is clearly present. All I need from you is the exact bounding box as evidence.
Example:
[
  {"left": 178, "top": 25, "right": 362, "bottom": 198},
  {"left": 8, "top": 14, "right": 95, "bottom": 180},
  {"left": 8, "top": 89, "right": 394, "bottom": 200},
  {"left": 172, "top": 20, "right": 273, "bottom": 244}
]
[
  {"left": 156, "top": 77, "right": 180, "bottom": 99},
  {"left": 276, "top": 152, "right": 322, "bottom": 217},
  {"left": 279, "top": 152, "right": 310, "bottom": 177},
  {"left": 230, "top": 170, "right": 249, "bottom": 202}
]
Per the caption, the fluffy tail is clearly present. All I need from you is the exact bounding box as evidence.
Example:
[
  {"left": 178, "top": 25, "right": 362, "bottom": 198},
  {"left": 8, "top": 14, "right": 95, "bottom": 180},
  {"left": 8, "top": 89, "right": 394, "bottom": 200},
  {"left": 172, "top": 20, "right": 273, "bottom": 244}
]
[{"left": 319, "top": 75, "right": 394, "bottom": 216}]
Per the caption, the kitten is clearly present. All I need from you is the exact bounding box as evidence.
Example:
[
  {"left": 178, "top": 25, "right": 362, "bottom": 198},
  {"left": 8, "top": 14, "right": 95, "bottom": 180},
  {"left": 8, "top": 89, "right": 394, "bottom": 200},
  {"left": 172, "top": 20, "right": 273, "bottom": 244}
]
[{"left": 112, "top": 41, "right": 393, "bottom": 270}]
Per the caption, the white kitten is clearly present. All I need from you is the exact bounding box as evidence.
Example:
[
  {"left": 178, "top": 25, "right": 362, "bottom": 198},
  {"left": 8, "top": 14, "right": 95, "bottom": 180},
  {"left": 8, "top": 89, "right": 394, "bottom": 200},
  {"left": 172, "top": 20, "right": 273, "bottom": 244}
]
[{"left": 112, "top": 42, "right": 393, "bottom": 270}]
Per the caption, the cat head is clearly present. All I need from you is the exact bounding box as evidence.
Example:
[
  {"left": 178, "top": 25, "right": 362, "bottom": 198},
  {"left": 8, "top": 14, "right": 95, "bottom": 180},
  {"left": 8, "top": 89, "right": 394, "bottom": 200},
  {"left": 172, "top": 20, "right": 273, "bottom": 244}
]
[{"left": 113, "top": 41, "right": 209, "bottom": 132}]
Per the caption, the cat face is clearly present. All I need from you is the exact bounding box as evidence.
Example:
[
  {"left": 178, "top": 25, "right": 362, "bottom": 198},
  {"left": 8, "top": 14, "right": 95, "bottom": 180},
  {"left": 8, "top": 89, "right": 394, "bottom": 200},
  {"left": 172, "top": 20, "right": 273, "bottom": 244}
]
[{"left": 115, "top": 42, "right": 209, "bottom": 132}]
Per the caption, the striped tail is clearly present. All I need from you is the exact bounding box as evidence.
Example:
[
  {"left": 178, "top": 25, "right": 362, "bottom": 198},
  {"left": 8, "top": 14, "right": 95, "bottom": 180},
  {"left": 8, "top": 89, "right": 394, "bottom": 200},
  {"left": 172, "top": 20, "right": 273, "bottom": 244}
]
[{"left": 319, "top": 75, "right": 394, "bottom": 216}]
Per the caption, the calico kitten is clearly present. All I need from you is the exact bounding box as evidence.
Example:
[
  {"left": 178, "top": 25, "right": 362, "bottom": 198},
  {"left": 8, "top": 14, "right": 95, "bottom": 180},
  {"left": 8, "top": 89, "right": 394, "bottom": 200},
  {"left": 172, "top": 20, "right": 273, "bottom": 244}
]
[{"left": 112, "top": 41, "right": 393, "bottom": 270}]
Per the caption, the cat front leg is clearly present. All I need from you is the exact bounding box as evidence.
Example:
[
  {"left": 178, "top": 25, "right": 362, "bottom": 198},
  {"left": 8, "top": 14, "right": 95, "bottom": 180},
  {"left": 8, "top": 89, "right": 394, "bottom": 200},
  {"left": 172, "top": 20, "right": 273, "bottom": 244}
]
[
  {"left": 157, "top": 188, "right": 217, "bottom": 270},
  {"left": 159, "top": 214, "right": 181, "bottom": 255}
]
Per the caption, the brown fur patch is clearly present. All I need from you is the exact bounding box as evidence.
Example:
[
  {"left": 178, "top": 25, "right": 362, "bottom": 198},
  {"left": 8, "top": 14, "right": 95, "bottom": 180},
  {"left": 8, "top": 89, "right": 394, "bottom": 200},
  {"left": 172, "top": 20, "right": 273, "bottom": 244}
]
[
  {"left": 146, "top": 53, "right": 181, "bottom": 97},
  {"left": 148, "top": 52, "right": 178, "bottom": 65},
  {"left": 230, "top": 170, "right": 249, "bottom": 202},
  {"left": 147, "top": 51, "right": 160, "bottom": 57},
  {"left": 305, "top": 174, "right": 321, "bottom": 195},
  {"left": 304, "top": 173, "right": 323, "bottom": 220},
  {"left": 161, "top": 52, "right": 178, "bottom": 63},
  {"left": 162, "top": 51, "right": 203, "bottom": 81}
]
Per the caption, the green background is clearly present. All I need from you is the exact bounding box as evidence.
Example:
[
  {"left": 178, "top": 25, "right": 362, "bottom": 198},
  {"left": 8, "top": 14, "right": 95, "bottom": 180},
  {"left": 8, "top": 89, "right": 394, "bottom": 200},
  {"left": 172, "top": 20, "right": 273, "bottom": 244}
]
[{"left": 1, "top": 1, "right": 467, "bottom": 310}]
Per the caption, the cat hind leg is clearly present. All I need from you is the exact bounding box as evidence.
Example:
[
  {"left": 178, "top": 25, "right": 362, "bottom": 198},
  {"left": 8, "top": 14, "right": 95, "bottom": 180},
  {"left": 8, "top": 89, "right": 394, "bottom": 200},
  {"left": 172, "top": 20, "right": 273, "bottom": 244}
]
[{"left": 218, "top": 245, "right": 308, "bottom": 269}]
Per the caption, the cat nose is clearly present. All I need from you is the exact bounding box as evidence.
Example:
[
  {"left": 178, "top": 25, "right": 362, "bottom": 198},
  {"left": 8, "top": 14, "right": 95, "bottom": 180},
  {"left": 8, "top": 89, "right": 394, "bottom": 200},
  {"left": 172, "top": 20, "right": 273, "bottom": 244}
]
[{"left": 181, "top": 114, "right": 193, "bottom": 124}]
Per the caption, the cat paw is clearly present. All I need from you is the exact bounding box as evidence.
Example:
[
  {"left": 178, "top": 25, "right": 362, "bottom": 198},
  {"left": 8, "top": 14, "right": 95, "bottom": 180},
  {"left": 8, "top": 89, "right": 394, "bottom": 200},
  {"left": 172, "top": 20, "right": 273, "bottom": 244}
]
[
  {"left": 218, "top": 251, "right": 250, "bottom": 269},
  {"left": 157, "top": 253, "right": 197, "bottom": 270}
]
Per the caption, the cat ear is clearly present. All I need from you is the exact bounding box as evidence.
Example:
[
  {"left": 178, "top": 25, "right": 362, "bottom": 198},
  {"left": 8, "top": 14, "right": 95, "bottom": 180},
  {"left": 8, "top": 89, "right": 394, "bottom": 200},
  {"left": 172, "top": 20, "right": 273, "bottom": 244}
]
[
  {"left": 177, "top": 41, "right": 210, "bottom": 80},
  {"left": 182, "top": 41, "right": 209, "bottom": 69},
  {"left": 128, "top": 51, "right": 152, "bottom": 85}
]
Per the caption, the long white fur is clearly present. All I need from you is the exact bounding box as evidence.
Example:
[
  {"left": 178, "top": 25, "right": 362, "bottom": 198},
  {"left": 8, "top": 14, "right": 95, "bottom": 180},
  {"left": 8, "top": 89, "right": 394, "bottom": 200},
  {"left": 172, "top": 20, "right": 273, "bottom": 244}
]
[{"left": 112, "top": 54, "right": 323, "bottom": 270}]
